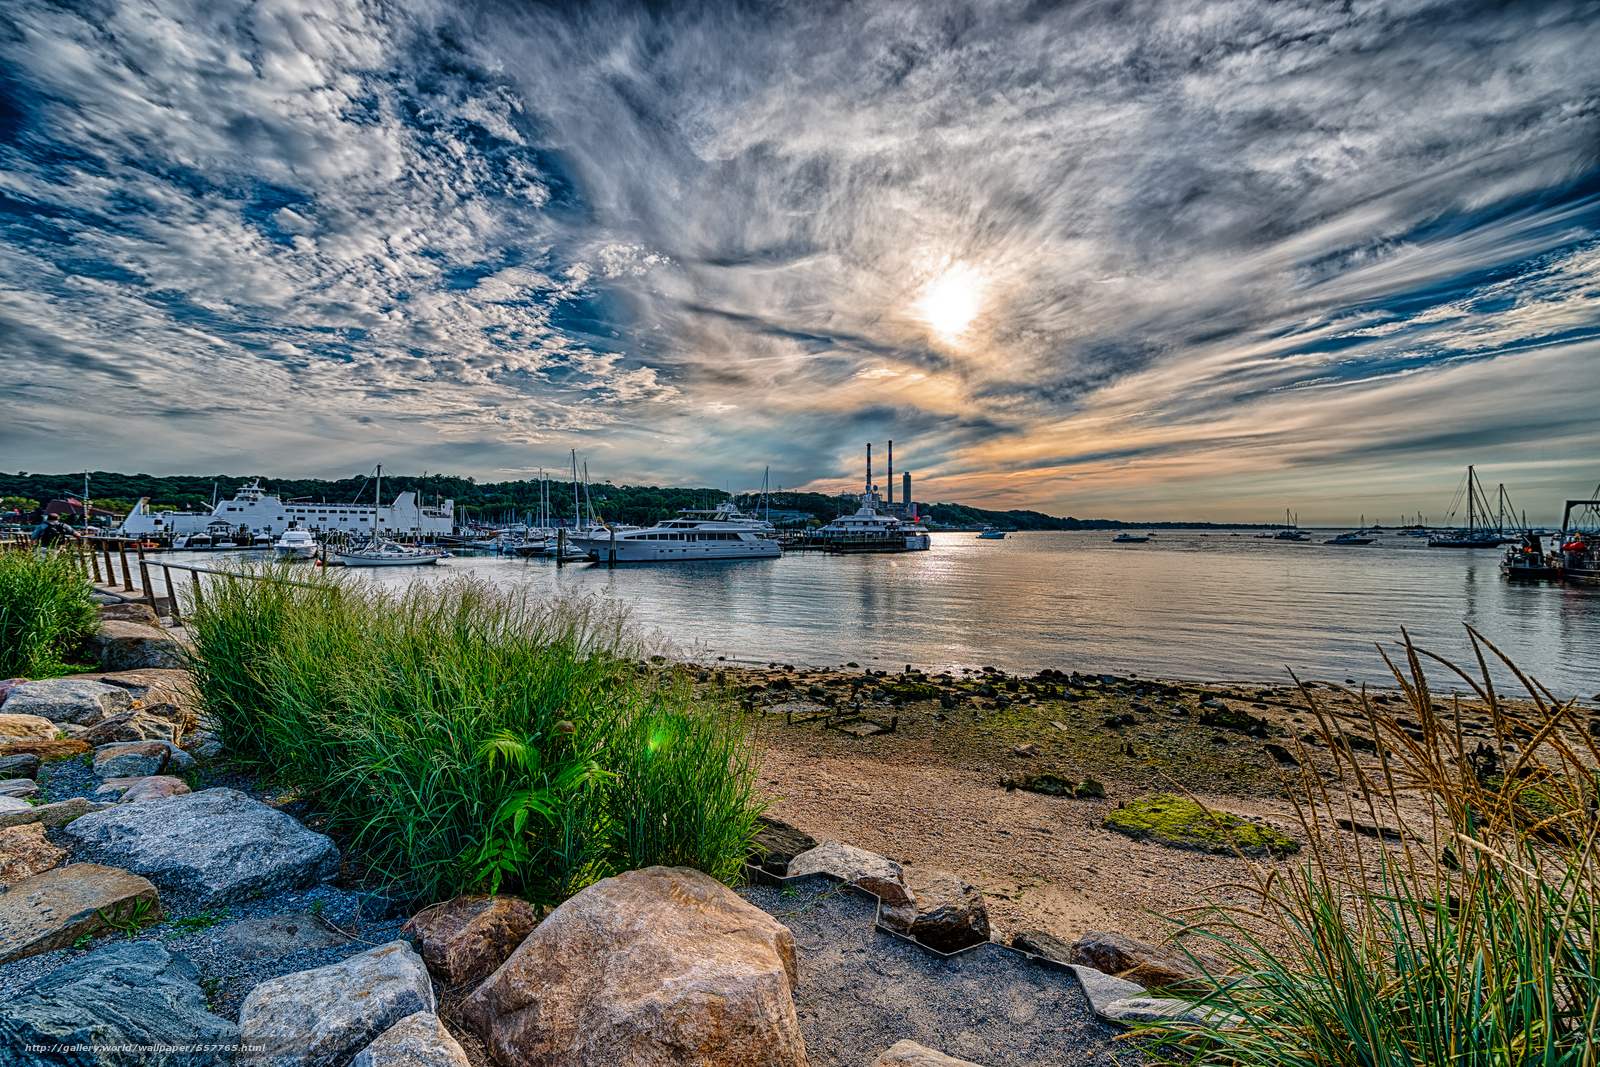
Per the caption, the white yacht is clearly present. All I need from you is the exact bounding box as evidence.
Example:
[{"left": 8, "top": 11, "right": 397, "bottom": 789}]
[
  {"left": 814, "top": 491, "right": 930, "bottom": 553},
  {"left": 273, "top": 525, "right": 320, "bottom": 560},
  {"left": 569, "top": 511, "right": 781, "bottom": 562},
  {"left": 120, "top": 478, "right": 455, "bottom": 541},
  {"left": 332, "top": 538, "right": 449, "bottom": 567}
]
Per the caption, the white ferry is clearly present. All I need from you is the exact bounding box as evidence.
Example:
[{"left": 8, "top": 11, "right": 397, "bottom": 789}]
[
  {"left": 569, "top": 502, "right": 781, "bottom": 562},
  {"left": 119, "top": 479, "right": 455, "bottom": 541}
]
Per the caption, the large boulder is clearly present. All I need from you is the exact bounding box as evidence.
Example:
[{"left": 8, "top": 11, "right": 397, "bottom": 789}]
[
  {"left": 0, "top": 738, "right": 91, "bottom": 762},
  {"left": 0, "top": 714, "right": 58, "bottom": 745},
  {"left": 0, "top": 678, "right": 132, "bottom": 725},
  {"left": 0, "top": 752, "right": 43, "bottom": 779},
  {"left": 217, "top": 912, "right": 351, "bottom": 959},
  {"left": 351, "top": 1012, "right": 471, "bottom": 1067},
  {"left": 0, "top": 795, "right": 32, "bottom": 811},
  {"left": 62, "top": 787, "right": 340, "bottom": 906},
  {"left": 787, "top": 838, "right": 902, "bottom": 882},
  {"left": 0, "top": 940, "right": 237, "bottom": 1065},
  {"left": 1, "top": 777, "right": 38, "bottom": 798},
  {"left": 93, "top": 741, "right": 171, "bottom": 779},
  {"left": 0, "top": 863, "right": 163, "bottom": 964},
  {"left": 748, "top": 815, "right": 819, "bottom": 877},
  {"left": 401, "top": 894, "right": 540, "bottom": 986},
  {"left": 869, "top": 866, "right": 990, "bottom": 953},
  {"left": 83, "top": 620, "right": 189, "bottom": 671},
  {"left": 463, "top": 865, "right": 805, "bottom": 1067},
  {"left": 85, "top": 709, "right": 182, "bottom": 746},
  {"left": 1103, "top": 794, "right": 1300, "bottom": 859},
  {"left": 98, "top": 602, "right": 164, "bottom": 626},
  {"left": 238, "top": 941, "right": 436, "bottom": 1067},
  {"left": 872, "top": 1041, "right": 988, "bottom": 1067},
  {"left": 0, "top": 823, "right": 68, "bottom": 888}
]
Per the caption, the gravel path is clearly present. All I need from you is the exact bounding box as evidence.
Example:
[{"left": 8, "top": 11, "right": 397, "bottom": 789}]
[{"left": 740, "top": 878, "right": 1145, "bottom": 1067}]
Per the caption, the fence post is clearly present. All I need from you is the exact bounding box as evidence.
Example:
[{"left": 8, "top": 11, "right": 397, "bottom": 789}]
[
  {"left": 119, "top": 541, "right": 135, "bottom": 591},
  {"left": 139, "top": 559, "right": 159, "bottom": 616},
  {"left": 88, "top": 538, "right": 103, "bottom": 583},
  {"left": 103, "top": 540, "right": 115, "bottom": 586},
  {"left": 191, "top": 569, "right": 203, "bottom": 612},
  {"left": 162, "top": 564, "right": 180, "bottom": 625}
]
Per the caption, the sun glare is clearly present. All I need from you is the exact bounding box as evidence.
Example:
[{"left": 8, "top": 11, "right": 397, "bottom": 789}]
[{"left": 915, "top": 264, "right": 983, "bottom": 341}]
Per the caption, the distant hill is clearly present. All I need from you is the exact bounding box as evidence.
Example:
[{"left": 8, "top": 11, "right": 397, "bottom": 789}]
[{"left": 0, "top": 470, "right": 1268, "bottom": 528}]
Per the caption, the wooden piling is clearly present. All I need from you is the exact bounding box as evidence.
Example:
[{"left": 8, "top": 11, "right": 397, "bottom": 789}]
[
  {"left": 162, "top": 564, "right": 180, "bottom": 625},
  {"left": 139, "top": 559, "right": 159, "bottom": 616},
  {"left": 118, "top": 541, "right": 134, "bottom": 592},
  {"left": 88, "top": 538, "right": 102, "bottom": 583}
]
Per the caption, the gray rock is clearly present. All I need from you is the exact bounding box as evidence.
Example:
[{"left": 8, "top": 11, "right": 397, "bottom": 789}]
[
  {"left": 868, "top": 867, "right": 990, "bottom": 953},
  {"left": 239, "top": 941, "right": 436, "bottom": 1067},
  {"left": 351, "top": 1011, "right": 471, "bottom": 1067},
  {"left": 1065, "top": 963, "right": 1236, "bottom": 1028},
  {"left": 93, "top": 740, "right": 170, "bottom": 778},
  {"left": 0, "top": 796, "right": 115, "bottom": 830},
  {"left": 98, "top": 775, "right": 193, "bottom": 804},
  {"left": 0, "top": 862, "right": 164, "bottom": 964},
  {"left": 0, "top": 678, "right": 132, "bottom": 725},
  {"left": 217, "top": 911, "right": 351, "bottom": 959},
  {"left": 788, "top": 839, "right": 903, "bottom": 882},
  {"left": 92, "top": 739, "right": 197, "bottom": 774},
  {"left": 187, "top": 731, "right": 225, "bottom": 759},
  {"left": 56, "top": 722, "right": 90, "bottom": 740},
  {"left": 748, "top": 816, "right": 819, "bottom": 877},
  {"left": 83, "top": 620, "right": 190, "bottom": 671},
  {"left": 63, "top": 787, "right": 340, "bottom": 906},
  {"left": 0, "top": 796, "right": 31, "bottom": 811},
  {"left": 0, "top": 753, "right": 45, "bottom": 781},
  {"left": 872, "top": 1040, "right": 988, "bottom": 1066},
  {"left": 0, "top": 939, "right": 237, "bottom": 1065},
  {"left": 0, "top": 778, "right": 39, "bottom": 798}
]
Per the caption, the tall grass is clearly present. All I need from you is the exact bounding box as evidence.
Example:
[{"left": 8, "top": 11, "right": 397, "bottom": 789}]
[
  {"left": 0, "top": 548, "right": 100, "bottom": 677},
  {"left": 1141, "top": 627, "right": 1599, "bottom": 1066},
  {"left": 183, "top": 566, "right": 765, "bottom": 905}
]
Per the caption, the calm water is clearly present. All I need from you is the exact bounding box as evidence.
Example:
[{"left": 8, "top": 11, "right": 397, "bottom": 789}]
[{"left": 164, "top": 531, "right": 1600, "bottom": 697}]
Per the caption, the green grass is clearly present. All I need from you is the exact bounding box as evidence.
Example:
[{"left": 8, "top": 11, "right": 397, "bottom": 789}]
[
  {"left": 1138, "top": 628, "right": 1599, "bottom": 1066},
  {"left": 0, "top": 548, "right": 100, "bottom": 678},
  {"left": 182, "top": 566, "right": 765, "bottom": 907}
]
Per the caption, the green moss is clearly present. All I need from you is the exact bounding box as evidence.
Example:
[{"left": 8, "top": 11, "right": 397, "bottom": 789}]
[
  {"left": 1103, "top": 793, "right": 1299, "bottom": 858},
  {"left": 882, "top": 681, "right": 940, "bottom": 700}
]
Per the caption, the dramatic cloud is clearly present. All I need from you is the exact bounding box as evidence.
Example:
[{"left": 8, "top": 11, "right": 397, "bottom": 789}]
[{"left": 2, "top": 0, "right": 1596, "bottom": 520}]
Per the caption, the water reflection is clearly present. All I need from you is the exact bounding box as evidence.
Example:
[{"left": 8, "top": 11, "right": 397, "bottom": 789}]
[{"left": 162, "top": 532, "right": 1600, "bottom": 694}]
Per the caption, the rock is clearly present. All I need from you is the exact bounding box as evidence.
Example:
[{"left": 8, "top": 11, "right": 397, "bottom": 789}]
[
  {"left": 400, "top": 894, "right": 541, "bottom": 987},
  {"left": 1011, "top": 743, "right": 1040, "bottom": 757},
  {"left": 86, "top": 668, "right": 198, "bottom": 708},
  {"left": 0, "top": 678, "right": 133, "bottom": 725},
  {"left": 0, "top": 714, "right": 59, "bottom": 744},
  {"left": 98, "top": 602, "right": 164, "bottom": 626},
  {"left": 85, "top": 709, "right": 183, "bottom": 746},
  {"left": 1001, "top": 773, "right": 1075, "bottom": 796},
  {"left": 871, "top": 1040, "right": 988, "bottom": 1067},
  {"left": 0, "top": 940, "right": 237, "bottom": 1062},
  {"left": 351, "top": 1012, "right": 471, "bottom": 1067},
  {"left": 0, "top": 863, "right": 164, "bottom": 963},
  {"left": 187, "top": 730, "right": 225, "bottom": 759},
  {"left": 0, "top": 738, "right": 91, "bottom": 761},
  {"left": 1335, "top": 817, "right": 1417, "bottom": 841},
  {"left": 0, "top": 677, "right": 26, "bottom": 704},
  {"left": 239, "top": 941, "right": 436, "bottom": 1067},
  {"left": 0, "top": 778, "right": 38, "bottom": 798},
  {"left": 747, "top": 814, "right": 819, "bottom": 877},
  {"left": 218, "top": 911, "right": 351, "bottom": 959},
  {"left": 1102, "top": 794, "right": 1300, "bottom": 859},
  {"left": 873, "top": 866, "right": 990, "bottom": 953},
  {"left": 0, "top": 796, "right": 114, "bottom": 830},
  {"left": 0, "top": 753, "right": 44, "bottom": 780},
  {"left": 0, "top": 796, "right": 31, "bottom": 811},
  {"left": 463, "top": 866, "right": 805, "bottom": 1067},
  {"left": 63, "top": 787, "right": 339, "bottom": 906},
  {"left": 0, "top": 824, "right": 68, "bottom": 888},
  {"left": 56, "top": 722, "right": 90, "bottom": 740},
  {"left": 83, "top": 619, "right": 189, "bottom": 671},
  {"left": 1012, "top": 928, "right": 1074, "bottom": 963},
  {"left": 93, "top": 740, "right": 171, "bottom": 778},
  {"left": 1069, "top": 930, "right": 1230, "bottom": 992},
  {"left": 841, "top": 722, "right": 884, "bottom": 736},
  {"left": 1263, "top": 743, "right": 1299, "bottom": 766},
  {"left": 788, "top": 838, "right": 902, "bottom": 882},
  {"left": 103, "top": 775, "right": 193, "bottom": 804}
]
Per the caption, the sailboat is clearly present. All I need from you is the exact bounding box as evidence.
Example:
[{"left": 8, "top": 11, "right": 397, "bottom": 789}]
[
  {"left": 1429, "top": 466, "right": 1509, "bottom": 547},
  {"left": 333, "top": 467, "right": 451, "bottom": 566},
  {"left": 1273, "top": 510, "right": 1309, "bottom": 540},
  {"left": 1325, "top": 515, "right": 1375, "bottom": 545}
]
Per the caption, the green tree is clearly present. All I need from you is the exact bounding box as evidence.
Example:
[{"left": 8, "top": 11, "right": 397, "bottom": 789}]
[{"left": 1, "top": 496, "right": 40, "bottom": 512}]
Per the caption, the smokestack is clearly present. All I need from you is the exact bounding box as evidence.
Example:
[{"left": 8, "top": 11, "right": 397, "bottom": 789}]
[
  {"left": 888, "top": 441, "right": 894, "bottom": 505},
  {"left": 866, "top": 443, "right": 871, "bottom": 497},
  {"left": 903, "top": 471, "right": 911, "bottom": 511}
]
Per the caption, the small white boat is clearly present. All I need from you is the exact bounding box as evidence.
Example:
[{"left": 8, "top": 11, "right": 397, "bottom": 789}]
[
  {"left": 976, "top": 526, "right": 1007, "bottom": 539},
  {"left": 273, "top": 525, "right": 320, "bottom": 560},
  {"left": 333, "top": 538, "right": 449, "bottom": 567}
]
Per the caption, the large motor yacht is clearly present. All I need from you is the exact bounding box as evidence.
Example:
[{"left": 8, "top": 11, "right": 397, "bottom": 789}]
[{"left": 569, "top": 505, "right": 781, "bottom": 562}]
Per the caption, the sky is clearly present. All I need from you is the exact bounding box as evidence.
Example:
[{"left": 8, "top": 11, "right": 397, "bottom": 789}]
[{"left": 2, "top": 0, "right": 1598, "bottom": 523}]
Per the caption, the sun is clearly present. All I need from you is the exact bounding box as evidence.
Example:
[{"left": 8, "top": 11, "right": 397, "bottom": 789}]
[{"left": 914, "top": 264, "right": 983, "bottom": 341}]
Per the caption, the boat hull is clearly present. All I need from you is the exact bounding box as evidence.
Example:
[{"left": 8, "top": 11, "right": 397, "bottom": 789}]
[
  {"left": 570, "top": 537, "right": 781, "bottom": 562},
  {"left": 332, "top": 551, "right": 445, "bottom": 567},
  {"left": 274, "top": 545, "right": 319, "bottom": 560}
]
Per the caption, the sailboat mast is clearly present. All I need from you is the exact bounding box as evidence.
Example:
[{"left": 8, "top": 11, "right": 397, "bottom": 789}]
[
  {"left": 1467, "top": 465, "right": 1475, "bottom": 535},
  {"left": 374, "top": 466, "right": 381, "bottom": 539},
  {"left": 570, "top": 450, "right": 580, "bottom": 527}
]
